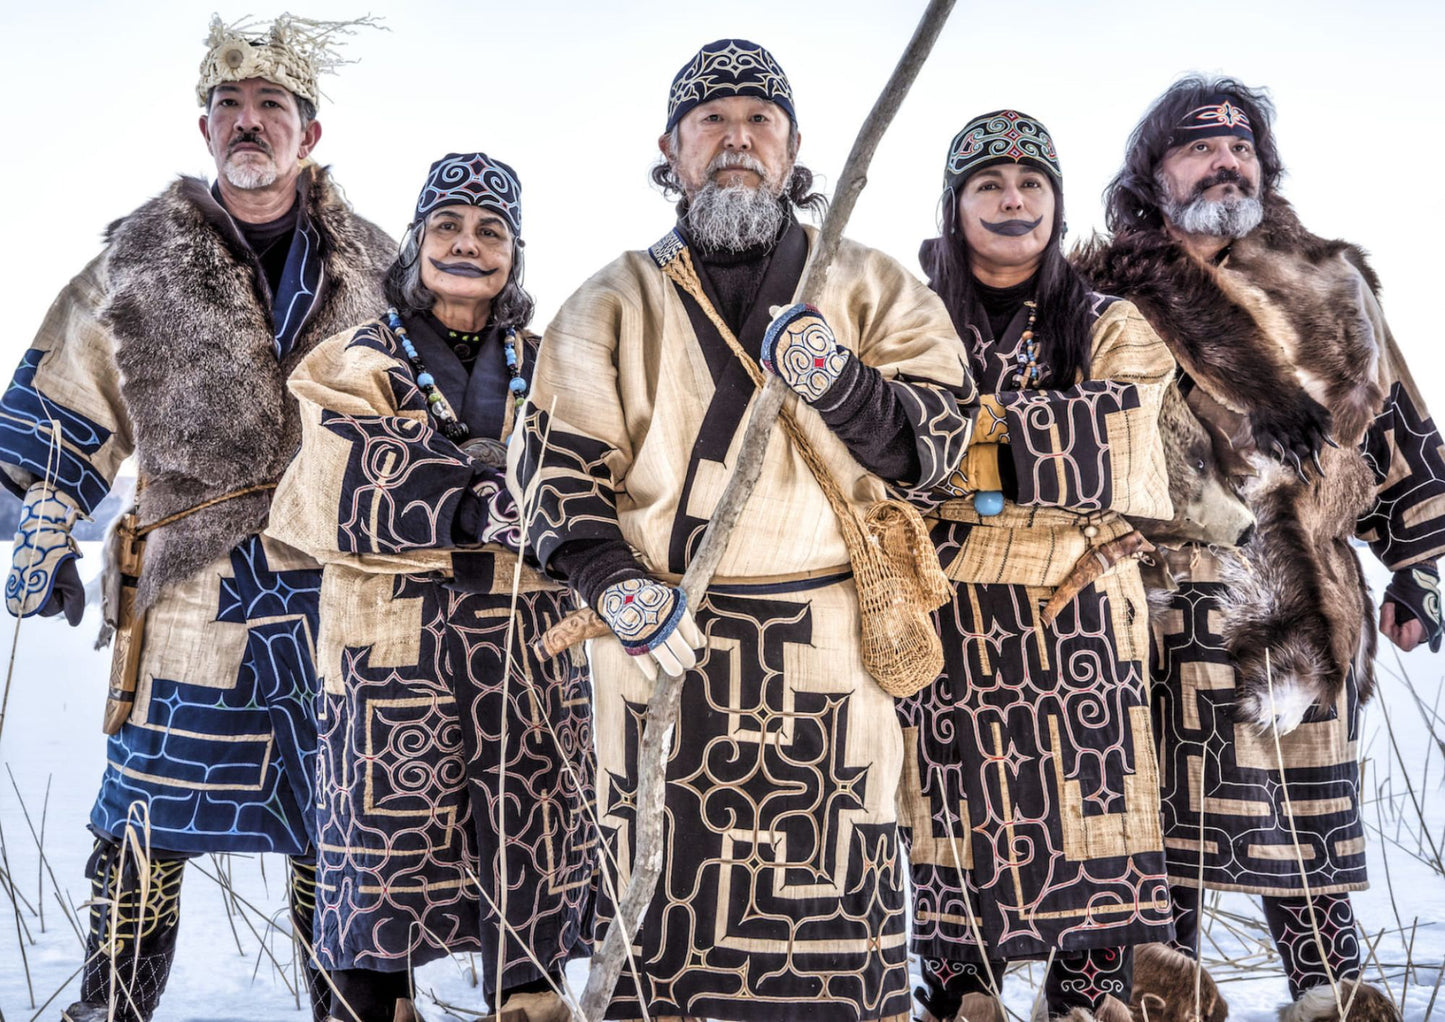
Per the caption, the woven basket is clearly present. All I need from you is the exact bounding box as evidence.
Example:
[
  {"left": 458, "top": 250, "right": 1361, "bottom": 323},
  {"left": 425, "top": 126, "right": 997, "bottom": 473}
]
[{"left": 853, "top": 499, "right": 950, "bottom": 695}]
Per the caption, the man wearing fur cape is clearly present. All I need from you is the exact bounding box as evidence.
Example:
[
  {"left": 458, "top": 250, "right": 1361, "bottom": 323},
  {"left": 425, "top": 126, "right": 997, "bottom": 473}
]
[
  {"left": 1077, "top": 76, "right": 1445, "bottom": 1022},
  {"left": 0, "top": 16, "right": 391, "bottom": 1022}
]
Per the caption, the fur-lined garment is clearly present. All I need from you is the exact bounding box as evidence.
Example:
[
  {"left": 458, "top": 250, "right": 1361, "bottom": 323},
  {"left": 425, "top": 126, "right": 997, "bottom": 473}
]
[
  {"left": 1076, "top": 195, "right": 1443, "bottom": 715},
  {"left": 101, "top": 165, "right": 394, "bottom": 608},
  {"left": 1076, "top": 195, "right": 1445, "bottom": 895}
]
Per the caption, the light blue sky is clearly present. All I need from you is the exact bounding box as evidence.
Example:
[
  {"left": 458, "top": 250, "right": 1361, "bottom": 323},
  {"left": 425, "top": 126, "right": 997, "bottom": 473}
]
[{"left": 2, "top": 0, "right": 1441, "bottom": 399}]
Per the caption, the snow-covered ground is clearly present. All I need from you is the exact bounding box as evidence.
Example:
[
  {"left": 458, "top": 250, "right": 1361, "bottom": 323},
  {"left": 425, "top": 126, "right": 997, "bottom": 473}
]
[{"left": 1, "top": 548, "right": 1442, "bottom": 1020}]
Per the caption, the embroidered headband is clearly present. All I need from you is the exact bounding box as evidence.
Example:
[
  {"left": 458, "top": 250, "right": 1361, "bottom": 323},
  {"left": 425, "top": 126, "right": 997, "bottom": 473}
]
[
  {"left": 944, "top": 110, "right": 1061, "bottom": 191},
  {"left": 1171, "top": 94, "right": 1255, "bottom": 145},
  {"left": 197, "top": 13, "right": 378, "bottom": 109},
  {"left": 666, "top": 38, "right": 796, "bottom": 132},
  {"left": 413, "top": 152, "right": 523, "bottom": 236}
]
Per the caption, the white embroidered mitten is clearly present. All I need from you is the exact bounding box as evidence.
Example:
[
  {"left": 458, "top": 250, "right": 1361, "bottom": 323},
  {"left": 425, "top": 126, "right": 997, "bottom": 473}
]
[
  {"left": 7, "top": 481, "right": 84, "bottom": 624},
  {"left": 597, "top": 577, "right": 704, "bottom": 680}
]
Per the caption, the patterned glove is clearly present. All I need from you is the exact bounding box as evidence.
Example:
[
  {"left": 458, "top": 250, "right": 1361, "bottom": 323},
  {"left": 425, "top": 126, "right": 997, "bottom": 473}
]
[
  {"left": 597, "top": 577, "right": 704, "bottom": 681},
  {"left": 760, "top": 303, "right": 851, "bottom": 405},
  {"left": 1384, "top": 561, "right": 1443, "bottom": 653},
  {"left": 7, "top": 481, "right": 84, "bottom": 625}
]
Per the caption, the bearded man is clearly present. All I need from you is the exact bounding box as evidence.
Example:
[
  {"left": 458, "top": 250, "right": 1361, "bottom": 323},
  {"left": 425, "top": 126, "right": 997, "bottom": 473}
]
[
  {"left": 1078, "top": 76, "right": 1445, "bottom": 1022},
  {"left": 514, "top": 39, "right": 975, "bottom": 1022},
  {"left": 0, "top": 15, "right": 391, "bottom": 1022}
]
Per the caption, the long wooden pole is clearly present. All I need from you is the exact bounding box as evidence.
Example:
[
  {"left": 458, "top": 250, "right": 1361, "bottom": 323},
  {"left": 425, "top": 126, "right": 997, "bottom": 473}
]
[{"left": 575, "top": 4, "right": 958, "bottom": 1018}]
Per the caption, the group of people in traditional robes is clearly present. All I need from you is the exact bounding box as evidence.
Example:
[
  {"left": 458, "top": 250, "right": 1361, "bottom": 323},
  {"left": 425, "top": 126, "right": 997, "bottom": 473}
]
[{"left": 2, "top": 14, "right": 1441, "bottom": 1022}]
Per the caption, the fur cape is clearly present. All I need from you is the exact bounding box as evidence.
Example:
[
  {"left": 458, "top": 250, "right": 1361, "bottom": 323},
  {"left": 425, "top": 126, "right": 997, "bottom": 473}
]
[
  {"left": 101, "top": 164, "right": 394, "bottom": 609},
  {"left": 1075, "top": 195, "right": 1386, "bottom": 721}
]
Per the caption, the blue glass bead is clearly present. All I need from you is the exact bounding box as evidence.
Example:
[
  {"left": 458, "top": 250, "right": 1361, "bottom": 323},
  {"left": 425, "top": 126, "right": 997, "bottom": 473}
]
[
  {"left": 417, "top": 372, "right": 435, "bottom": 387},
  {"left": 509, "top": 377, "right": 527, "bottom": 393},
  {"left": 504, "top": 347, "right": 518, "bottom": 366},
  {"left": 975, "top": 490, "right": 1005, "bottom": 516}
]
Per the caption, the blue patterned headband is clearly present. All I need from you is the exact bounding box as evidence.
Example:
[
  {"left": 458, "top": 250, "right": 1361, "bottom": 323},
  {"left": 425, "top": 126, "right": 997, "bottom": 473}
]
[
  {"left": 944, "top": 110, "right": 1061, "bottom": 191},
  {"left": 666, "top": 38, "right": 796, "bottom": 132},
  {"left": 1171, "top": 95, "right": 1255, "bottom": 145},
  {"left": 413, "top": 152, "right": 522, "bottom": 235}
]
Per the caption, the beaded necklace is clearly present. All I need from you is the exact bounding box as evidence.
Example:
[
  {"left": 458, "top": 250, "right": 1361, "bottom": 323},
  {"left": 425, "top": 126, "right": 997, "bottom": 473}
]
[
  {"left": 1010, "top": 300, "right": 1041, "bottom": 389},
  {"left": 386, "top": 308, "right": 528, "bottom": 445}
]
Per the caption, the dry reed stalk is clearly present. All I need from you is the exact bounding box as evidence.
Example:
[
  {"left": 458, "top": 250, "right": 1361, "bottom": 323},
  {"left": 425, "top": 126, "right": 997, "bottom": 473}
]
[
  {"left": 0, "top": 809, "right": 36, "bottom": 1007},
  {"left": 5, "top": 767, "right": 82, "bottom": 943},
  {"left": 1379, "top": 694, "right": 1445, "bottom": 874},
  {"left": 1264, "top": 649, "right": 1345, "bottom": 1018}
]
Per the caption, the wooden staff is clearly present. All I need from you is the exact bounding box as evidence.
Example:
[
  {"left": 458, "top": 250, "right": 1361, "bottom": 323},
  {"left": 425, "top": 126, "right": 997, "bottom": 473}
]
[{"left": 575, "top": 3, "right": 958, "bottom": 1018}]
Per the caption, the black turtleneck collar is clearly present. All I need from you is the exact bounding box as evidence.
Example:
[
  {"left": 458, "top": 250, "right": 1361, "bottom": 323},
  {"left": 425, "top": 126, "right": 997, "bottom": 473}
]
[
  {"left": 974, "top": 270, "right": 1039, "bottom": 340},
  {"left": 679, "top": 209, "right": 795, "bottom": 334}
]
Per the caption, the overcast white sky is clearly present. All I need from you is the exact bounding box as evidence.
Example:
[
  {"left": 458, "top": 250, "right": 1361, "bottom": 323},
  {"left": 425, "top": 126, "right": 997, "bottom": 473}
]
[{"left": 1, "top": 0, "right": 1441, "bottom": 406}]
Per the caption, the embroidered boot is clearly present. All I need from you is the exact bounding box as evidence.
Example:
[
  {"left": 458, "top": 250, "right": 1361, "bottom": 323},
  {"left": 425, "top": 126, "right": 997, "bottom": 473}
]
[
  {"left": 63, "top": 836, "right": 184, "bottom": 1022},
  {"left": 1278, "top": 980, "right": 1400, "bottom": 1022},
  {"left": 1129, "top": 942, "right": 1228, "bottom": 1022}
]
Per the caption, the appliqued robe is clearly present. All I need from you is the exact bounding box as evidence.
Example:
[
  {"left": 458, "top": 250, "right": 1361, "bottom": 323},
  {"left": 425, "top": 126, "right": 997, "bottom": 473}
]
[
  {"left": 0, "top": 166, "right": 392, "bottom": 853},
  {"left": 896, "top": 295, "right": 1177, "bottom": 963},
  {"left": 515, "top": 224, "right": 974, "bottom": 1022},
  {"left": 267, "top": 318, "right": 596, "bottom": 989}
]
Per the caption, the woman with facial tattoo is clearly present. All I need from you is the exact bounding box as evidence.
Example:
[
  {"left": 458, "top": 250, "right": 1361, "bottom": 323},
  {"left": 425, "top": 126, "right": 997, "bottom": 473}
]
[
  {"left": 266, "top": 154, "right": 595, "bottom": 1022},
  {"left": 894, "top": 112, "right": 1179, "bottom": 1022}
]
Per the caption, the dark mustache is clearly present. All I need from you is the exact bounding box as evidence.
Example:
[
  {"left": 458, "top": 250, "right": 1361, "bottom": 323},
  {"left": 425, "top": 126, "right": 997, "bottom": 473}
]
[
  {"left": 981, "top": 216, "right": 1044, "bottom": 237},
  {"left": 1193, "top": 168, "right": 1254, "bottom": 198},
  {"left": 227, "top": 130, "right": 272, "bottom": 157}
]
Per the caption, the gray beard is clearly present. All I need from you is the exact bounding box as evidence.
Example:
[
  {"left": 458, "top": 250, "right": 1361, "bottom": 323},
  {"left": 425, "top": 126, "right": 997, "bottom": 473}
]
[
  {"left": 223, "top": 156, "right": 280, "bottom": 191},
  {"left": 1161, "top": 189, "right": 1263, "bottom": 239},
  {"left": 684, "top": 182, "right": 787, "bottom": 251}
]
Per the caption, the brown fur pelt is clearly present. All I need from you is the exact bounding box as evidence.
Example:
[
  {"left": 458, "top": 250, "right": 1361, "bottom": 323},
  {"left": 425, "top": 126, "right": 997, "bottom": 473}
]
[
  {"left": 1128, "top": 942, "right": 1228, "bottom": 1022},
  {"left": 1074, "top": 196, "right": 1389, "bottom": 725},
  {"left": 1278, "top": 980, "right": 1401, "bottom": 1022},
  {"left": 100, "top": 164, "right": 393, "bottom": 609},
  {"left": 1035, "top": 997, "right": 1135, "bottom": 1022}
]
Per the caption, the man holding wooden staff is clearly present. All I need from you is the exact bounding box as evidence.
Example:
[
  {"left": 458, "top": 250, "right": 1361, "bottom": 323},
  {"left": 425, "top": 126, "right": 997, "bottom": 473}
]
[{"left": 515, "top": 37, "right": 975, "bottom": 1022}]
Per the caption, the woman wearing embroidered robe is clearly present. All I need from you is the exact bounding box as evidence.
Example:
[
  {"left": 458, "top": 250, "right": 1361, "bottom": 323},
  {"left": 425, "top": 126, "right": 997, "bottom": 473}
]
[
  {"left": 895, "top": 112, "right": 1177, "bottom": 1022},
  {"left": 268, "top": 154, "right": 594, "bottom": 1022}
]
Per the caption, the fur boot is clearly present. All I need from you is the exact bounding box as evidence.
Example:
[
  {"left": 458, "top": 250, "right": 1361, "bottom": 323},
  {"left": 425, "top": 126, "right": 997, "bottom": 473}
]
[
  {"left": 1035, "top": 996, "right": 1135, "bottom": 1022},
  {"left": 1278, "top": 981, "right": 1400, "bottom": 1022},
  {"left": 1128, "top": 943, "right": 1227, "bottom": 1022},
  {"left": 482, "top": 989, "right": 571, "bottom": 1022},
  {"left": 957, "top": 991, "right": 1007, "bottom": 1022}
]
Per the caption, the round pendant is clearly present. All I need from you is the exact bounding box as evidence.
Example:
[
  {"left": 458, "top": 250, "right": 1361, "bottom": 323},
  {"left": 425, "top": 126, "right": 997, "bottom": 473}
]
[
  {"left": 463, "top": 436, "right": 508, "bottom": 468},
  {"left": 975, "top": 490, "right": 1005, "bottom": 516}
]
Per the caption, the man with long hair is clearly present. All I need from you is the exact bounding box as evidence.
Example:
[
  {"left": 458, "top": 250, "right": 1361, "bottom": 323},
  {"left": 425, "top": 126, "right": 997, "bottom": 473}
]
[
  {"left": 1079, "top": 75, "right": 1445, "bottom": 1022},
  {"left": 514, "top": 38, "right": 975, "bottom": 1022}
]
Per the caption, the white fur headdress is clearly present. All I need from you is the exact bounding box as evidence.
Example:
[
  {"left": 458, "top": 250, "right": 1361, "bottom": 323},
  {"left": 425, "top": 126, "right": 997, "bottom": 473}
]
[{"left": 196, "top": 12, "right": 381, "bottom": 109}]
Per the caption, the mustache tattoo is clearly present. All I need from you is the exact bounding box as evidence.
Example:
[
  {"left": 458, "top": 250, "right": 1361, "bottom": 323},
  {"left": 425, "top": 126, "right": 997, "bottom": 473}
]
[
  {"left": 981, "top": 216, "right": 1044, "bottom": 237},
  {"left": 429, "top": 258, "right": 499, "bottom": 278}
]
